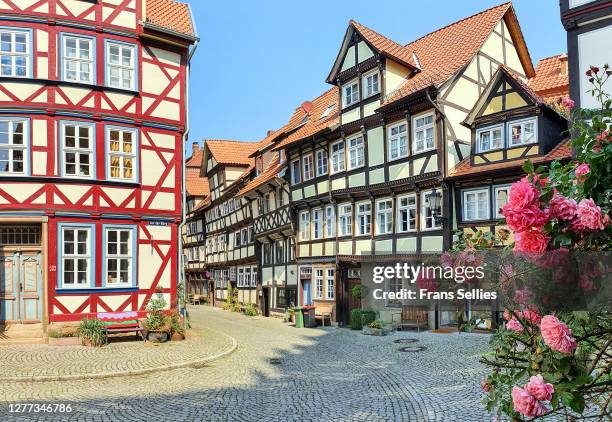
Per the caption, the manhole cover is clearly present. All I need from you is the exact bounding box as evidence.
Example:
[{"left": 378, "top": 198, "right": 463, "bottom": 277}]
[
  {"left": 269, "top": 358, "right": 282, "bottom": 365},
  {"left": 394, "top": 338, "right": 418, "bottom": 344},
  {"left": 398, "top": 346, "right": 427, "bottom": 353}
]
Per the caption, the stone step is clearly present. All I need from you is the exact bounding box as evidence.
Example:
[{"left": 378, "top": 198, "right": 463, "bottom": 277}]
[{"left": 0, "top": 323, "right": 44, "bottom": 339}]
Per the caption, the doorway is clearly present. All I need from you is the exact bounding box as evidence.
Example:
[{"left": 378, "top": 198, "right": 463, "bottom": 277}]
[{"left": 262, "top": 287, "right": 270, "bottom": 317}]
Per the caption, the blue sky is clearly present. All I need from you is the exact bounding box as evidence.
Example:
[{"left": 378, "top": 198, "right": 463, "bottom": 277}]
[{"left": 185, "top": 0, "right": 566, "bottom": 154}]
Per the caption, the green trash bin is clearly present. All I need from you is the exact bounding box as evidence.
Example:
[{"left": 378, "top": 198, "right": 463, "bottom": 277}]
[{"left": 294, "top": 307, "right": 304, "bottom": 328}]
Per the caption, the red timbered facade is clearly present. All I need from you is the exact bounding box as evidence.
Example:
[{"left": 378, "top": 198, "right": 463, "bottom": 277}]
[{"left": 0, "top": 0, "right": 196, "bottom": 330}]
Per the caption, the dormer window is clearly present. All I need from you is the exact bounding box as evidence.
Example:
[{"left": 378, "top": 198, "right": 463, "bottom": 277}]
[
  {"left": 477, "top": 125, "right": 504, "bottom": 152},
  {"left": 509, "top": 118, "right": 537, "bottom": 147},
  {"left": 363, "top": 70, "right": 380, "bottom": 98},
  {"left": 320, "top": 104, "right": 335, "bottom": 119},
  {"left": 342, "top": 80, "right": 359, "bottom": 108}
]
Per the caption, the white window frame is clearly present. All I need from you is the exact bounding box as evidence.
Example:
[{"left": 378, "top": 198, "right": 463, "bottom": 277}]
[
  {"left": 291, "top": 159, "right": 301, "bottom": 185},
  {"left": 477, "top": 124, "right": 504, "bottom": 153},
  {"left": 396, "top": 194, "right": 417, "bottom": 233},
  {"left": 412, "top": 113, "right": 435, "bottom": 153},
  {"left": 326, "top": 268, "right": 335, "bottom": 300},
  {"left": 60, "top": 226, "right": 92, "bottom": 289},
  {"left": 60, "top": 121, "right": 94, "bottom": 179},
  {"left": 342, "top": 79, "right": 359, "bottom": 108},
  {"left": 508, "top": 118, "right": 537, "bottom": 147},
  {"left": 462, "top": 188, "right": 490, "bottom": 221},
  {"left": 302, "top": 153, "right": 314, "bottom": 181},
  {"left": 421, "top": 190, "right": 442, "bottom": 231},
  {"left": 388, "top": 121, "right": 408, "bottom": 161},
  {"left": 494, "top": 185, "right": 511, "bottom": 219},
  {"left": 106, "top": 126, "right": 138, "bottom": 182},
  {"left": 356, "top": 201, "right": 371, "bottom": 236},
  {"left": 362, "top": 69, "right": 380, "bottom": 98},
  {"left": 325, "top": 205, "right": 335, "bottom": 238},
  {"left": 330, "top": 140, "right": 345, "bottom": 174},
  {"left": 314, "top": 269, "right": 324, "bottom": 299},
  {"left": 347, "top": 135, "right": 364, "bottom": 170},
  {"left": 0, "top": 28, "right": 31, "bottom": 78},
  {"left": 376, "top": 198, "right": 393, "bottom": 235},
  {"left": 61, "top": 34, "right": 94, "bottom": 84},
  {"left": 299, "top": 211, "right": 310, "bottom": 241},
  {"left": 338, "top": 204, "right": 352, "bottom": 237},
  {"left": 315, "top": 149, "right": 328, "bottom": 176},
  {"left": 0, "top": 117, "right": 28, "bottom": 175},
  {"left": 311, "top": 208, "right": 323, "bottom": 240},
  {"left": 105, "top": 40, "right": 137, "bottom": 91}
]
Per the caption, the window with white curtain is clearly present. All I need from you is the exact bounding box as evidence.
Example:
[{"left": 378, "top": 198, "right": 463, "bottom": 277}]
[
  {"left": 413, "top": 113, "right": 435, "bottom": 153},
  {"left": 376, "top": 199, "right": 393, "bottom": 235},
  {"left": 325, "top": 205, "right": 335, "bottom": 238},
  {"left": 356, "top": 202, "right": 371, "bottom": 236},
  {"left": 299, "top": 211, "right": 310, "bottom": 241},
  {"left": 311, "top": 208, "right": 322, "bottom": 240},
  {"left": 338, "top": 204, "right": 352, "bottom": 236},
  {"left": 477, "top": 125, "right": 504, "bottom": 152},
  {"left": 397, "top": 194, "right": 416, "bottom": 232},
  {"left": 388, "top": 122, "right": 408, "bottom": 160},
  {"left": 331, "top": 140, "right": 345, "bottom": 173},
  {"left": 302, "top": 154, "right": 314, "bottom": 181},
  {"left": 347, "top": 135, "right": 364, "bottom": 169},
  {"left": 508, "top": 119, "right": 536, "bottom": 147},
  {"left": 463, "top": 189, "right": 490, "bottom": 221},
  {"left": 315, "top": 149, "right": 328, "bottom": 176}
]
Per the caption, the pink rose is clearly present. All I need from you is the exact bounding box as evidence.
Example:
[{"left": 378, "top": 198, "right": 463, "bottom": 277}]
[
  {"left": 514, "top": 229, "right": 549, "bottom": 253},
  {"left": 508, "top": 177, "right": 540, "bottom": 208},
  {"left": 540, "top": 315, "right": 577, "bottom": 354},
  {"left": 561, "top": 97, "right": 574, "bottom": 110},
  {"left": 526, "top": 375, "right": 554, "bottom": 401},
  {"left": 576, "top": 198, "right": 607, "bottom": 230},
  {"left": 514, "top": 288, "right": 532, "bottom": 306},
  {"left": 595, "top": 130, "right": 610, "bottom": 142},
  {"left": 550, "top": 194, "right": 577, "bottom": 221},
  {"left": 575, "top": 163, "right": 590, "bottom": 183},
  {"left": 503, "top": 204, "right": 550, "bottom": 232},
  {"left": 592, "top": 142, "right": 602, "bottom": 153},
  {"left": 522, "top": 309, "right": 542, "bottom": 325},
  {"left": 482, "top": 379, "right": 491, "bottom": 392},
  {"left": 506, "top": 317, "right": 524, "bottom": 332},
  {"left": 512, "top": 387, "right": 549, "bottom": 417}
]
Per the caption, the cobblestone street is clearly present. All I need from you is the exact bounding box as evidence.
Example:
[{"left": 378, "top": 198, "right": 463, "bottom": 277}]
[{"left": 0, "top": 306, "right": 492, "bottom": 421}]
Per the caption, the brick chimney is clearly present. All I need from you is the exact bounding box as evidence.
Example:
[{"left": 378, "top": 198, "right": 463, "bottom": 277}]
[{"left": 192, "top": 141, "right": 200, "bottom": 155}]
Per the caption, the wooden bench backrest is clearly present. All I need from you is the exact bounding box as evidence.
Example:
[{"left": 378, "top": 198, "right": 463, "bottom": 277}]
[
  {"left": 402, "top": 307, "right": 428, "bottom": 321},
  {"left": 314, "top": 303, "right": 334, "bottom": 315}
]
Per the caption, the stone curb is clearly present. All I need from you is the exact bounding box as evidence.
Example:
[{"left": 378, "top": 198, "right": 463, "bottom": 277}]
[{"left": 0, "top": 328, "right": 238, "bottom": 383}]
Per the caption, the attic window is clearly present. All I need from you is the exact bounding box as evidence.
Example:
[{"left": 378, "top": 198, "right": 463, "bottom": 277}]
[
  {"left": 320, "top": 104, "right": 335, "bottom": 119},
  {"left": 300, "top": 114, "right": 309, "bottom": 125}
]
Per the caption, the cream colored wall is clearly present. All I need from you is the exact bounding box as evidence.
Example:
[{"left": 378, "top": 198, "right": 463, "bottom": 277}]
[
  {"left": 357, "top": 41, "right": 374, "bottom": 63},
  {"left": 341, "top": 45, "right": 356, "bottom": 71},
  {"left": 341, "top": 108, "right": 360, "bottom": 124},
  {"left": 384, "top": 60, "right": 410, "bottom": 95},
  {"left": 225, "top": 167, "right": 246, "bottom": 182},
  {"left": 138, "top": 225, "right": 172, "bottom": 299}
]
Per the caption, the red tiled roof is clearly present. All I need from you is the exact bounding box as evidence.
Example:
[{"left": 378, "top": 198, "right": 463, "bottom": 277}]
[
  {"left": 145, "top": 0, "right": 195, "bottom": 37},
  {"left": 448, "top": 139, "right": 572, "bottom": 178},
  {"left": 350, "top": 20, "right": 417, "bottom": 70},
  {"left": 238, "top": 153, "right": 284, "bottom": 196},
  {"left": 272, "top": 88, "right": 339, "bottom": 151},
  {"left": 186, "top": 148, "right": 203, "bottom": 168},
  {"left": 205, "top": 140, "right": 260, "bottom": 167},
  {"left": 383, "top": 2, "right": 532, "bottom": 106},
  {"left": 186, "top": 172, "right": 209, "bottom": 198},
  {"left": 528, "top": 54, "right": 570, "bottom": 102}
]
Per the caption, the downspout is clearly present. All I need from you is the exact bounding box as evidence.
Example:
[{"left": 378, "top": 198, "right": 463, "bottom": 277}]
[{"left": 178, "top": 33, "right": 199, "bottom": 317}]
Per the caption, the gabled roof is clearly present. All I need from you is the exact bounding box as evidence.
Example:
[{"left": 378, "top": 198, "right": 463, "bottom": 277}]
[
  {"left": 186, "top": 172, "right": 210, "bottom": 198},
  {"left": 382, "top": 2, "right": 534, "bottom": 106},
  {"left": 145, "top": 0, "right": 195, "bottom": 38},
  {"left": 272, "top": 88, "right": 339, "bottom": 151},
  {"left": 186, "top": 148, "right": 203, "bottom": 168},
  {"left": 238, "top": 153, "right": 285, "bottom": 197},
  {"left": 528, "top": 54, "right": 570, "bottom": 102},
  {"left": 463, "top": 65, "right": 545, "bottom": 126},
  {"left": 448, "top": 139, "right": 573, "bottom": 178},
  {"left": 205, "top": 139, "right": 261, "bottom": 167}
]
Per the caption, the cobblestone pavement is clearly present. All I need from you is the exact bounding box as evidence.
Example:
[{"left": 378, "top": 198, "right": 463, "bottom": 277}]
[
  {"left": 0, "top": 322, "right": 233, "bottom": 381},
  {"left": 0, "top": 306, "right": 494, "bottom": 421}
]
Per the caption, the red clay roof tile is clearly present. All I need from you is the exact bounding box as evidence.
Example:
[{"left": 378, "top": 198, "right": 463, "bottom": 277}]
[
  {"left": 350, "top": 20, "right": 417, "bottom": 70},
  {"left": 238, "top": 153, "right": 284, "bottom": 196},
  {"left": 205, "top": 139, "right": 260, "bottom": 167},
  {"left": 145, "top": 0, "right": 195, "bottom": 37},
  {"left": 528, "top": 54, "right": 570, "bottom": 102}
]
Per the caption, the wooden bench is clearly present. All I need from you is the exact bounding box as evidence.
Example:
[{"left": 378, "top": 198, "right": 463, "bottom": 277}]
[
  {"left": 97, "top": 311, "right": 144, "bottom": 344},
  {"left": 188, "top": 294, "right": 204, "bottom": 305},
  {"left": 395, "top": 307, "right": 429, "bottom": 332},
  {"left": 314, "top": 304, "right": 334, "bottom": 327}
]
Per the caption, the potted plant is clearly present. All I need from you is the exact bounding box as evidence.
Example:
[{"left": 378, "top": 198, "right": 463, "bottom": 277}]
[
  {"left": 363, "top": 320, "right": 388, "bottom": 336},
  {"left": 47, "top": 327, "right": 81, "bottom": 346},
  {"left": 78, "top": 318, "right": 107, "bottom": 347},
  {"left": 168, "top": 310, "right": 186, "bottom": 341},
  {"left": 143, "top": 292, "right": 171, "bottom": 343}
]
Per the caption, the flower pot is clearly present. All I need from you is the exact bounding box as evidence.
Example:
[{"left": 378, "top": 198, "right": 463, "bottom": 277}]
[
  {"left": 171, "top": 332, "right": 185, "bottom": 341},
  {"left": 362, "top": 326, "right": 388, "bottom": 336},
  {"left": 147, "top": 331, "right": 169, "bottom": 343},
  {"left": 48, "top": 336, "right": 81, "bottom": 346}
]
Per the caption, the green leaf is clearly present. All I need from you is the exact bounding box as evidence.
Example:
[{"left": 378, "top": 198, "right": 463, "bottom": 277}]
[
  {"left": 522, "top": 160, "right": 535, "bottom": 174},
  {"left": 551, "top": 393, "right": 559, "bottom": 410},
  {"left": 569, "top": 394, "right": 586, "bottom": 414},
  {"left": 560, "top": 391, "right": 574, "bottom": 407},
  {"left": 571, "top": 375, "right": 593, "bottom": 387}
]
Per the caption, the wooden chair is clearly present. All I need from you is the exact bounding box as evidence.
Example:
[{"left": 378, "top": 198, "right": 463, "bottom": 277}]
[
  {"left": 314, "top": 304, "right": 334, "bottom": 327},
  {"left": 396, "top": 307, "right": 429, "bottom": 332}
]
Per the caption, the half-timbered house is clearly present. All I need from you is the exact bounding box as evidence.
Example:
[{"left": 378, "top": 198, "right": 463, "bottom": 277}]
[
  {"left": 267, "top": 3, "right": 535, "bottom": 327},
  {"left": 201, "top": 139, "right": 260, "bottom": 308},
  {"left": 183, "top": 142, "right": 209, "bottom": 302},
  {"left": 0, "top": 0, "right": 196, "bottom": 337}
]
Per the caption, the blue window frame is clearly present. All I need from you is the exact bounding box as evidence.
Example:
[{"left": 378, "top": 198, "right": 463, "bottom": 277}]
[
  {"left": 0, "top": 26, "right": 33, "bottom": 78},
  {"left": 105, "top": 125, "right": 139, "bottom": 183},
  {"left": 57, "top": 223, "right": 96, "bottom": 289},
  {"left": 104, "top": 39, "right": 138, "bottom": 91},
  {"left": 59, "top": 120, "right": 96, "bottom": 179},
  {"left": 102, "top": 224, "right": 137, "bottom": 288},
  {"left": 59, "top": 32, "right": 96, "bottom": 84},
  {"left": 0, "top": 116, "right": 30, "bottom": 176}
]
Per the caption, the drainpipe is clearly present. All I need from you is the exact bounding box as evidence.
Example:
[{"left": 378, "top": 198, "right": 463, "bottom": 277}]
[{"left": 178, "top": 36, "right": 199, "bottom": 318}]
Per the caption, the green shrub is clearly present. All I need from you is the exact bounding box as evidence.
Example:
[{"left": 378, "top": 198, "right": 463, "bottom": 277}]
[
  {"left": 244, "top": 304, "right": 257, "bottom": 317},
  {"left": 351, "top": 284, "right": 366, "bottom": 300},
  {"left": 78, "top": 318, "right": 106, "bottom": 347},
  {"left": 144, "top": 292, "right": 168, "bottom": 332},
  {"left": 350, "top": 309, "right": 363, "bottom": 330},
  {"left": 361, "top": 309, "right": 377, "bottom": 326},
  {"left": 47, "top": 329, "right": 62, "bottom": 339}
]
